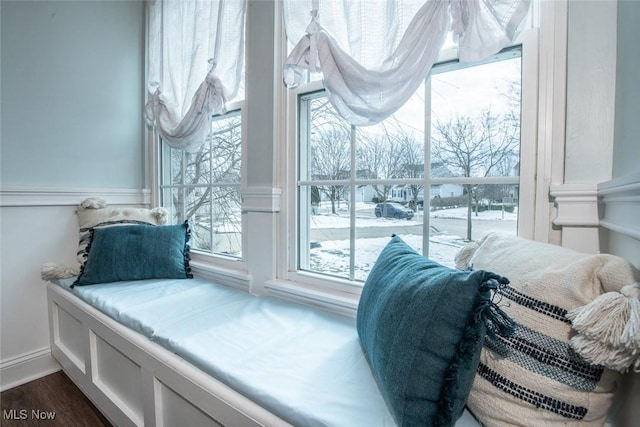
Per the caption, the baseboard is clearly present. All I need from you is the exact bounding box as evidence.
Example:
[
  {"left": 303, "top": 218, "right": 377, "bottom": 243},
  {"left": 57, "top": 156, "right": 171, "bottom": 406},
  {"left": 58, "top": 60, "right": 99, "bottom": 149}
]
[{"left": 0, "top": 347, "right": 61, "bottom": 392}]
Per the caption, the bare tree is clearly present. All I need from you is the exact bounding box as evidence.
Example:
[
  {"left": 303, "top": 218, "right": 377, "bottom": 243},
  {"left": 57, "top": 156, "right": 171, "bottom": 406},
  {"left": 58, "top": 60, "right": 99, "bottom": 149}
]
[
  {"left": 357, "top": 132, "right": 407, "bottom": 211},
  {"left": 432, "top": 108, "right": 519, "bottom": 240},
  {"left": 311, "top": 127, "right": 351, "bottom": 214},
  {"left": 169, "top": 114, "right": 242, "bottom": 253},
  {"left": 399, "top": 135, "right": 424, "bottom": 209}
]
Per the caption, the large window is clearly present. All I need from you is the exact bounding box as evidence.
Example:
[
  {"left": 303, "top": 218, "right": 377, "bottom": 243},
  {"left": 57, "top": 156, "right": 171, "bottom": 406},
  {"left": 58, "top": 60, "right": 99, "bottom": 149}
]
[
  {"left": 160, "top": 110, "right": 243, "bottom": 258},
  {"left": 297, "top": 48, "right": 523, "bottom": 282}
]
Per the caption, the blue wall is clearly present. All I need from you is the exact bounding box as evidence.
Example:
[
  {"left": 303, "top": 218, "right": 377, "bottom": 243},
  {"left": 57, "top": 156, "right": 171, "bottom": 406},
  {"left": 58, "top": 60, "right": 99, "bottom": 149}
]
[
  {"left": 613, "top": 0, "right": 640, "bottom": 178},
  {"left": 1, "top": 0, "right": 145, "bottom": 188}
]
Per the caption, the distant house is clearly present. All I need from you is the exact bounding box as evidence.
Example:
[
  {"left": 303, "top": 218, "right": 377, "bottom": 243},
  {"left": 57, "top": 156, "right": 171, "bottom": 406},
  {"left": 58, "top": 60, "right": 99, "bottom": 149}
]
[
  {"left": 313, "top": 164, "right": 464, "bottom": 204},
  {"left": 351, "top": 185, "right": 378, "bottom": 203},
  {"left": 389, "top": 163, "right": 464, "bottom": 203},
  {"left": 430, "top": 183, "right": 464, "bottom": 199}
]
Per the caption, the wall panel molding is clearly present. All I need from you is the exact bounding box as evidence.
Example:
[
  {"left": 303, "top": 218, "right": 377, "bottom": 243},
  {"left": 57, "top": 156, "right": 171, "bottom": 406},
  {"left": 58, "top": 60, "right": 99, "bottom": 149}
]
[
  {"left": 0, "top": 187, "right": 151, "bottom": 207},
  {"left": 598, "top": 172, "right": 640, "bottom": 241}
]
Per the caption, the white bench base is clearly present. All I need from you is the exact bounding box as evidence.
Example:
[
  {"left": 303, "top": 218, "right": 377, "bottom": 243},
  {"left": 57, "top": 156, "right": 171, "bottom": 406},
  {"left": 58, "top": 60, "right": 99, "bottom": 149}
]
[{"left": 47, "top": 282, "right": 293, "bottom": 427}]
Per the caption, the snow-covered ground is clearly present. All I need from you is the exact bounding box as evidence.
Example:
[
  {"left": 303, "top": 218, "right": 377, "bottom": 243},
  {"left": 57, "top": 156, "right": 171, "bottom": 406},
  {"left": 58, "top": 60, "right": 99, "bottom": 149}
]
[
  {"left": 211, "top": 202, "right": 517, "bottom": 281},
  {"left": 309, "top": 233, "right": 467, "bottom": 281},
  {"left": 309, "top": 204, "right": 516, "bottom": 229},
  {"left": 307, "top": 203, "right": 517, "bottom": 281}
]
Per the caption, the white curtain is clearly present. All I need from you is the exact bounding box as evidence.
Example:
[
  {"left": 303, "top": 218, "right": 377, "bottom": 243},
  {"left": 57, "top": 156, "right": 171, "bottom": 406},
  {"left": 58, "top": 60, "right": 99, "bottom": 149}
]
[
  {"left": 145, "top": 0, "right": 246, "bottom": 152},
  {"left": 283, "top": 0, "right": 531, "bottom": 126}
]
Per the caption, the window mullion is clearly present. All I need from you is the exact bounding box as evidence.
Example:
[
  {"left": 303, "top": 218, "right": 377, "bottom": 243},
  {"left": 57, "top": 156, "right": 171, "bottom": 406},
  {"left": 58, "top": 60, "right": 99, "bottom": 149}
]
[
  {"left": 181, "top": 150, "right": 187, "bottom": 223},
  {"left": 349, "top": 124, "right": 357, "bottom": 281},
  {"left": 209, "top": 133, "right": 214, "bottom": 254},
  {"left": 424, "top": 75, "right": 432, "bottom": 256}
]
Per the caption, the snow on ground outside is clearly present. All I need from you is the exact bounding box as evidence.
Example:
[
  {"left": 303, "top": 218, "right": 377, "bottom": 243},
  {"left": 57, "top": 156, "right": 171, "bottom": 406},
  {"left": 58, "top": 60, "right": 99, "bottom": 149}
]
[
  {"left": 308, "top": 204, "right": 517, "bottom": 281},
  {"left": 309, "top": 205, "right": 517, "bottom": 229}
]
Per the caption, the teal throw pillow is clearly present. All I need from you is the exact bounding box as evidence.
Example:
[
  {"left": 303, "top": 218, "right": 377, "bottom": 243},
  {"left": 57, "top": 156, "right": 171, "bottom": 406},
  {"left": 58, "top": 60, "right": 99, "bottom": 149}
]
[
  {"left": 73, "top": 222, "right": 193, "bottom": 286},
  {"left": 357, "top": 236, "right": 514, "bottom": 427}
]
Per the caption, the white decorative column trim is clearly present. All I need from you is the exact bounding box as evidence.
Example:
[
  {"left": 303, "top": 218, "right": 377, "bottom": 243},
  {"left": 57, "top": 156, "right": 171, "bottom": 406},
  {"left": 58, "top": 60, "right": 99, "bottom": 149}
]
[
  {"left": 550, "top": 183, "right": 600, "bottom": 227},
  {"left": 598, "top": 172, "right": 640, "bottom": 241},
  {"left": 0, "top": 186, "right": 151, "bottom": 207},
  {"left": 241, "top": 187, "right": 282, "bottom": 213}
]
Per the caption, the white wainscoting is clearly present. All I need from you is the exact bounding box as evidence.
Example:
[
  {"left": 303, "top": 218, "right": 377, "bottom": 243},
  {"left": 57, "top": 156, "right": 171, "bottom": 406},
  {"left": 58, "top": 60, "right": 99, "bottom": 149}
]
[
  {"left": 598, "top": 172, "right": 640, "bottom": 241},
  {"left": 550, "top": 174, "right": 640, "bottom": 254},
  {"left": 0, "top": 187, "right": 151, "bottom": 391}
]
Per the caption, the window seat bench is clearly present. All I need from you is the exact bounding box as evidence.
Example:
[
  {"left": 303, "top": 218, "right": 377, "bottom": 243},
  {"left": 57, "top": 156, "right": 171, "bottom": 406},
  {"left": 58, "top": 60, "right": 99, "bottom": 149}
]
[{"left": 47, "top": 276, "right": 481, "bottom": 427}]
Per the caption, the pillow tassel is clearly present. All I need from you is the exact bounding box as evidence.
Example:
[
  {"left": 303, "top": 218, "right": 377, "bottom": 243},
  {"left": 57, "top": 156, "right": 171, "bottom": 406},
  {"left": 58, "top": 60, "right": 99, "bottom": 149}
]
[
  {"left": 183, "top": 220, "right": 194, "bottom": 279},
  {"left": 567, "top": 283, "right": 640, "bottom": 373},
  {"left": 41, "top": 262, "right": 80, "bottom": 280},
  {"left": 478, "top": 277, "right": 516, "bottom": 339}
]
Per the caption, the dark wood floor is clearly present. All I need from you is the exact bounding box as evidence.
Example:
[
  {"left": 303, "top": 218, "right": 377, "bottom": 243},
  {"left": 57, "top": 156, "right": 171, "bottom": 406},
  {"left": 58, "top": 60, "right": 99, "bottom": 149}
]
[{"left": 1, "top": 371, "right": 112, "bottom": 427}]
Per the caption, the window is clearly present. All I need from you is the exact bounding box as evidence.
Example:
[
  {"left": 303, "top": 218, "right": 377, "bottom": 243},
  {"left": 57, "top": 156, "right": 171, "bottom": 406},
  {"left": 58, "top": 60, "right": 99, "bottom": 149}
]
[
  {"left": 159, "top": 110, "right": 243, "bottom": 258},
  {"left": 295, "top": 48, "right": 524, "bottom": 283}
]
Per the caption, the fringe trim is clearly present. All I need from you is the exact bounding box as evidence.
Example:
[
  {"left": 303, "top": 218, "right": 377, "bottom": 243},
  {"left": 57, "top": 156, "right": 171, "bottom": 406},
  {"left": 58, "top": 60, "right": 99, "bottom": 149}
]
[
  {"left": 71, "top": 228, "right": 96, "bottom": 288},
  {"left": 435, "top": 273, "right": 515, "bottom": 426},
  {"left": 183, "top": 220, "right": 194, "bottom": 279}
]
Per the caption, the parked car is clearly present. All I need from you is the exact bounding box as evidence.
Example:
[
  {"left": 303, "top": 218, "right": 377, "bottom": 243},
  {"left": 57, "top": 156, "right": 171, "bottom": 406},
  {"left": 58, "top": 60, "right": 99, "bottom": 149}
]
[{"left": 374, "top": 202, "right": 414, "bottom": 219}]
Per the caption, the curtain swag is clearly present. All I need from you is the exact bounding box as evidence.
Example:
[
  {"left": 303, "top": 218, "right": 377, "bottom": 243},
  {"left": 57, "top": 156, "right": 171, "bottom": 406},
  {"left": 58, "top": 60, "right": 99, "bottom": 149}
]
[
  {"left": 145, "top": 0, "right": 246, "bottom": 152},
  {"left": 144, "top": 62, "right": 226, "bottom": 152},
  {"left": 283, "top": 0, "right": 531, "bottom": 126}
]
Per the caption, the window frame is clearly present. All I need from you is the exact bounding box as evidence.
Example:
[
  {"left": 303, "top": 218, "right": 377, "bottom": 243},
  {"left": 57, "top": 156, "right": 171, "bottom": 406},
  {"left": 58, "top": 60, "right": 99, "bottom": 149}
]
[
  {"left": 278, "top": 27, "right": 539, "bottom": 297},
  {"left": 156, "top": 100, "right": 248, "bottom": 273}
]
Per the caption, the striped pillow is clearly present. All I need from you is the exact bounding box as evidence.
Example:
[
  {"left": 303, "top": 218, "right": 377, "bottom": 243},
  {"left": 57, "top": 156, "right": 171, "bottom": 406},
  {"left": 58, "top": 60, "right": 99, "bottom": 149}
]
[
  {"left": 76, "top": 198, "right": 168, "bottom": 265},
  {"left": 455, "top": 233, "right": 639, "bottom": 426}
]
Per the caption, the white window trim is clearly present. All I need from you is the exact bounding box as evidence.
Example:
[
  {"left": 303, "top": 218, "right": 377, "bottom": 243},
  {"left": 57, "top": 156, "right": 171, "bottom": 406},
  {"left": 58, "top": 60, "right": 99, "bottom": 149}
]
[
  {"left": 148, "top": 0, "right": 568, "bottom": 316},
  {"left": 155, "top": 104, "right": 250, "bottom": 278},
  {"left": 271, "top": 2, "right": 564, "bottom": 314}
]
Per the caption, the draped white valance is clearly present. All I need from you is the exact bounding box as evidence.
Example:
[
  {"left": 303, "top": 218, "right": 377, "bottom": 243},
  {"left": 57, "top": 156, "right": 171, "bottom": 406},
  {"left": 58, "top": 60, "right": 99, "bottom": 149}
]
[
  {"left": 145, "top": 0, "right": 246, "bottom": 152},
  {"left": 283, "top": 0, "right": 531, "bottom": 126}
]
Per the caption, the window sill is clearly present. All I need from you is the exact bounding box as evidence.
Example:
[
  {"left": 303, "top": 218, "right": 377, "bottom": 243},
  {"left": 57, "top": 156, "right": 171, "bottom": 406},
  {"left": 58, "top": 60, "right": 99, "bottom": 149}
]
[
  {"left": 264, "top": 279, "right": 360, "bottom": 318},
  {"left": 190, "top": 259, "right": 251, "bottom": 292}
]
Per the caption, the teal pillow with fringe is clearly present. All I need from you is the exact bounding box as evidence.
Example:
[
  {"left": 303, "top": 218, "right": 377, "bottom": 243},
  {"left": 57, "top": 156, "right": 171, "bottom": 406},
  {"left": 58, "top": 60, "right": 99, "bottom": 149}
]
[
  {"left": 73, "top": 222, "right": 193, "bottom": 286},
  {"left": 356, "top": 236, "right": 514, "bottom": 427}
]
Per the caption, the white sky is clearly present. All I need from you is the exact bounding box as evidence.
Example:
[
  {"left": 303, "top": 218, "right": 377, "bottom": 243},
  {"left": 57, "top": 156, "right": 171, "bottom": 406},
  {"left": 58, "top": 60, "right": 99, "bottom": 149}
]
[{"left": 390, "top": 55, "right": 522, "bottom": 137}]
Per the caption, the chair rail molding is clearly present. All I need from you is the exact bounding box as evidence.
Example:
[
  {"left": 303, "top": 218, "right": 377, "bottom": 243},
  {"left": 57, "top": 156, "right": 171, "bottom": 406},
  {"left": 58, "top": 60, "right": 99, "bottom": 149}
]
[
  {"left": 598, "top": 172, "right": 640, "bottom": 241},
  {"left": 550, "top": 182, "right": 600, "bottom": 227},
  {"left": 0, "top": 186, "right": 151, "bottom": 207}
]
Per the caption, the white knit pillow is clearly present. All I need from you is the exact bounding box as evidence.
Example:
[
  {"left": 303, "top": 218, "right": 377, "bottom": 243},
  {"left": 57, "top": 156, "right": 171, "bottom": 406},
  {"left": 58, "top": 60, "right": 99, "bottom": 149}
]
[
  {"left": 76, "top": 198, "right": 168, "bottom": 265},
  {"left": 455, "top": 233, "right": 640, "bottom": 427}
]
